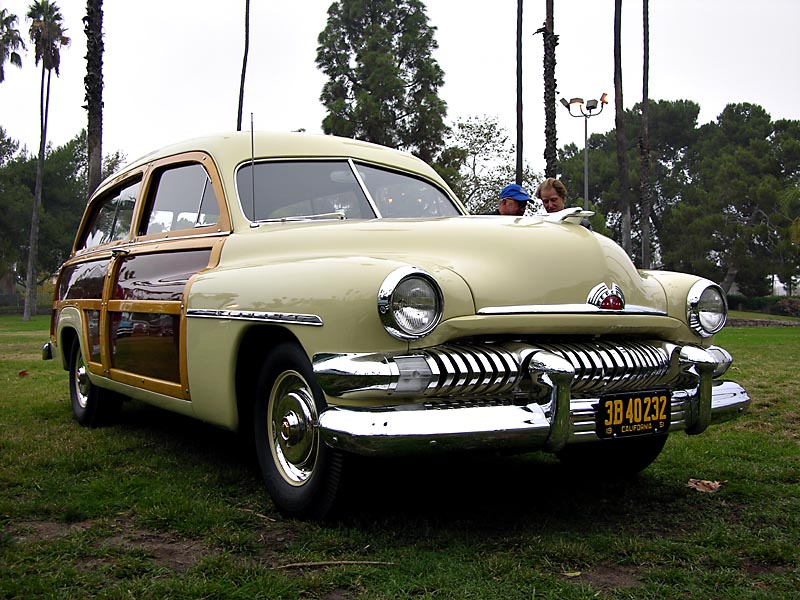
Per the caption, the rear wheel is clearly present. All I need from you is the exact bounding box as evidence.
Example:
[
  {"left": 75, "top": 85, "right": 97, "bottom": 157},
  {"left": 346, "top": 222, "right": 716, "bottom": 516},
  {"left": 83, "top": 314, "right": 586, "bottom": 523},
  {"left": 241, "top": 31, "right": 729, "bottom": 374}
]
[
  {"left": 253, "top": 342, "right": 343, "bottom": 519},
  {"left": 557, "top": 434, "right": 669, "bottom": 476},
  {"left": 68, "top": 339, "right": 121, "bottom": 427}
]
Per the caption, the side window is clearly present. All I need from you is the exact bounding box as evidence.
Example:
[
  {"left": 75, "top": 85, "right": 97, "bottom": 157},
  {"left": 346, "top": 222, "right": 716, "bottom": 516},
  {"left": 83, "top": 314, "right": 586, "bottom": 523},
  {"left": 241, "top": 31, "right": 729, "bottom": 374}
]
[
  {"left": 81, "top": 179, "right": 141, "bottom": 250},
  {"left": 143, "top": 163, "right": 220, "bottom": 235}
]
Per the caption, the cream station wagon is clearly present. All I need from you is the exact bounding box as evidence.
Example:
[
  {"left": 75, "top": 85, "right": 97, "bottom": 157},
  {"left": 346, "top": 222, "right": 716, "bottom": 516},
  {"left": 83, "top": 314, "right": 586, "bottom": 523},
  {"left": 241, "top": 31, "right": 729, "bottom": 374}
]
[{"left": 43, "top": 132, "right": 750, "bottom": 519}]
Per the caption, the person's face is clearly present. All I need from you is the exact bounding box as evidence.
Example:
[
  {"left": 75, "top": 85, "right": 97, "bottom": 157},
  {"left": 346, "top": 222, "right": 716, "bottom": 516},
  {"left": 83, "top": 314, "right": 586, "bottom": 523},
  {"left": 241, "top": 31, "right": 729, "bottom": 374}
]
[
  {"left": 539, "top": 188, "right": 565, "bottom": 213},
  {"left": 499, "top": 198, "right": 527, "bottom": 216}
]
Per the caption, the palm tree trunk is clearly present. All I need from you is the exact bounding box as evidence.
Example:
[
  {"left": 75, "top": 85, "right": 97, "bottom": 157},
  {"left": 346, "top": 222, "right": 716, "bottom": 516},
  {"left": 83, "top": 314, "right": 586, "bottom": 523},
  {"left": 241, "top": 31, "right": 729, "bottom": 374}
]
[
  {"left": 24, "top": 65, "right": 51, "bottom": 321},
  {"left": 543, "top": 0, "right": 558, "bottom": 178},
  {"left": 85, "top": 0, "right": 104, "bottom": 196},
  {"left": 613, "top": 0, "right": 632, "bottom": 256},
  {"left": 515, "top": 0, "right": 523, "bottom": 185},
  {"left": 237, "top": 0, "right": 250, "bottom": 131},
  {"left": 639, "top": 0, "right": 652, "bottom": 268}
]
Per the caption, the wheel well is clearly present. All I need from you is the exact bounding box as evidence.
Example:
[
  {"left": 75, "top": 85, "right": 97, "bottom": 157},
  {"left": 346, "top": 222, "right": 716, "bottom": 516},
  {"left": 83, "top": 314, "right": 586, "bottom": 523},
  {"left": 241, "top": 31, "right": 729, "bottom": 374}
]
[
  {"left": 235, "top": 325, "right": 302, "bottom": 436},
  {"left": 59, "top": 326, "right": 79, "bottom": 370}
]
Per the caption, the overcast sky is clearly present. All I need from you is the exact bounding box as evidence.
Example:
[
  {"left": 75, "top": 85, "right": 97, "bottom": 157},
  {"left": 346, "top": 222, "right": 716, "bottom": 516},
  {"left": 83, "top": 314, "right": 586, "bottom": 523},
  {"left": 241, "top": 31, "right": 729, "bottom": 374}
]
[{"left": 2, "top": 0, "right": 799, "bottom": 175}]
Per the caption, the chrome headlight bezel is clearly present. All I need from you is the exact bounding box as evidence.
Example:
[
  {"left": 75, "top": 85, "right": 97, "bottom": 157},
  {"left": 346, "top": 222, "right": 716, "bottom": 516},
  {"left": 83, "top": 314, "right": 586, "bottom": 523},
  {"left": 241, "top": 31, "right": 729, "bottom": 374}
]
[
  {"left": 687, "top": 280, "right": 727, "bottom": 337},
  {"left": 378, "top": 267, "right": 443, "bottom": 340}
]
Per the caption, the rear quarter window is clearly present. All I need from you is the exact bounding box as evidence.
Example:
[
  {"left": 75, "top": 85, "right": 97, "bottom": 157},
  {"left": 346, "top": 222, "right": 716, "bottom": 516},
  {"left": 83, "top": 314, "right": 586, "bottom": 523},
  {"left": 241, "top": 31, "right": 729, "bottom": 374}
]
[{"left": 80, "top": 178, "right": 141, "bottom": 250}]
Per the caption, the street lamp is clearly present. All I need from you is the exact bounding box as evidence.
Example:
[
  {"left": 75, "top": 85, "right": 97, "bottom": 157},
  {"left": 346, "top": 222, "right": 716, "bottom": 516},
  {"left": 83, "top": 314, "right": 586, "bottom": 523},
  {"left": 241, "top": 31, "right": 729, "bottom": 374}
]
[{"left": 560, "top": 93, "right": 608, "bottom": 209}]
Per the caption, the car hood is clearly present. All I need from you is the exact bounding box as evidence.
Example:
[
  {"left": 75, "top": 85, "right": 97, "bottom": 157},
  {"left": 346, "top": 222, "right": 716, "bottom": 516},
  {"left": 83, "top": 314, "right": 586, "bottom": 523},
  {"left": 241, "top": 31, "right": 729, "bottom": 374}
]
[{"left": 232, "top": 215, "right": 668, "bottom": 314}]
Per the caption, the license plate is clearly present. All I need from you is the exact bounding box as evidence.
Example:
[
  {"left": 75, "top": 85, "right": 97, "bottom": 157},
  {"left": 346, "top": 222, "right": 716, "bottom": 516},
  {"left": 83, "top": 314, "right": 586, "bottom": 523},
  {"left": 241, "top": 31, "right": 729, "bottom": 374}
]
[{"left": 596, "top": 390, "right": 671, "bottom": 439}]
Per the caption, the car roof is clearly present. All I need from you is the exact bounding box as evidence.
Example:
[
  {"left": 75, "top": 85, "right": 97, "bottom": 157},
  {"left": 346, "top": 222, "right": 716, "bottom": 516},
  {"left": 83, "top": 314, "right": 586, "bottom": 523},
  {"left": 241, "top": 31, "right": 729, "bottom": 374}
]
[{"left": 118, "top": 131, "right": 440, "bottom": 182}]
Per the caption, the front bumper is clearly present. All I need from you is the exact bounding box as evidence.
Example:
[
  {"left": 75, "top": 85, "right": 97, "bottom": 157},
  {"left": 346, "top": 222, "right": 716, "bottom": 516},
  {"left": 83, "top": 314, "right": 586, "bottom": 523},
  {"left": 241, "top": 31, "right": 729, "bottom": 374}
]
[{"left": 313, "top": 340, "right": 750, "bottom": 456}]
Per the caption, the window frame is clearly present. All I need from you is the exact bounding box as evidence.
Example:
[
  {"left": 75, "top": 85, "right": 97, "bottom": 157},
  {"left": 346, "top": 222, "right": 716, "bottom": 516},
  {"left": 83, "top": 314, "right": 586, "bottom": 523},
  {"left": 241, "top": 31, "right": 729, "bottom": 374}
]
[
  {"left": 136, "top": 151, "right": 231, "bottom": 243},
  {"left": 74, "top": 174, "right": 144, "bottom": 254}
]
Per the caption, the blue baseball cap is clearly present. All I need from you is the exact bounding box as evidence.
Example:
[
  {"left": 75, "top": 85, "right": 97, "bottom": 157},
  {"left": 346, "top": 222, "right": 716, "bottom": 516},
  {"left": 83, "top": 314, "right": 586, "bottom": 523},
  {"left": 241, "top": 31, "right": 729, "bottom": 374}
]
[{"left": 500, "top": 184, "right": 531, "bottom": 202}]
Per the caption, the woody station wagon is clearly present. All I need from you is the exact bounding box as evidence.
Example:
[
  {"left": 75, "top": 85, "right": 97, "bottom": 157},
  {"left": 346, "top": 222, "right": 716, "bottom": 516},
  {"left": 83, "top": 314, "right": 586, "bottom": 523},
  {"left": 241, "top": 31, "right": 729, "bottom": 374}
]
[{"left": 43, "top": 132, "right": 750, "bottom": 518}]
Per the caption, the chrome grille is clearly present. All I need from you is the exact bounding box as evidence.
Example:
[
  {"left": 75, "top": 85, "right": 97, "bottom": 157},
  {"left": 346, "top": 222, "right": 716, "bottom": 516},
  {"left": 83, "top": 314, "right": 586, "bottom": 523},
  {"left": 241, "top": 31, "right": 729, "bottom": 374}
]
[
  {"left": 424, "top": 343, "right": 520, "bottom": 397},
  {"left": 532, "top": 339, "right": 672, "bottom": 395},
  {"left": 421, "top": 339, "right": 673, "bottom": 398}
]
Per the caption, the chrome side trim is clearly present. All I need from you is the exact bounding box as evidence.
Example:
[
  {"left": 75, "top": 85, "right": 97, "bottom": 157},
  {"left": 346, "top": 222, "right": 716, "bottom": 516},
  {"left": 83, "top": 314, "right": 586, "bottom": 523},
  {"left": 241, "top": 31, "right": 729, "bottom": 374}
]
[
  {"left": 477, "top": 304, "right": 666, "bottom": 316},
  {"left": 186, "top": 308, "right": 323, "bottom": 326}
]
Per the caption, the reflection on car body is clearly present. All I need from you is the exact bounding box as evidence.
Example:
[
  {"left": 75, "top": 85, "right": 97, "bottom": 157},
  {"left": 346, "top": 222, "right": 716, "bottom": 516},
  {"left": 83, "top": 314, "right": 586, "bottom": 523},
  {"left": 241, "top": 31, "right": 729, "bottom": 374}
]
[{"left": 43, "top": 132, "right": 749, "bottom": 519}]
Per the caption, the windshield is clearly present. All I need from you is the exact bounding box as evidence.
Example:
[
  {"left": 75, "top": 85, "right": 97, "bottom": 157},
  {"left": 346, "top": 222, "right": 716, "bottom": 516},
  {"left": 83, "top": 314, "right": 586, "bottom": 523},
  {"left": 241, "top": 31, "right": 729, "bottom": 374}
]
[{"left": 236, "top": 160, "right": 460, "bottom": 221}]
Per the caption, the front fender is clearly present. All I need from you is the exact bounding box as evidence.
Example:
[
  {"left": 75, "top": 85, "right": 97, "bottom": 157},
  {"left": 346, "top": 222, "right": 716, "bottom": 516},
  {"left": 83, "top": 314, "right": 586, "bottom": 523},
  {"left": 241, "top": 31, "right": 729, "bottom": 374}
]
[{"left": 186, "top": 256, "right": 476, "bottom": 355}]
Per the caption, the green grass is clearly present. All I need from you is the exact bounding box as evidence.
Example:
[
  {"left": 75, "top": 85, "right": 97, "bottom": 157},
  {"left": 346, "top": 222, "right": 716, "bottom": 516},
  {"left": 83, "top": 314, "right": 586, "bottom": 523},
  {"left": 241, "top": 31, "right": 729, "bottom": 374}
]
[
  {"left": 1, "top": 315, "right": 799, "bottom": 599},
  {"left": 728, "top": 309, "right": 800, "bottom": 322}
]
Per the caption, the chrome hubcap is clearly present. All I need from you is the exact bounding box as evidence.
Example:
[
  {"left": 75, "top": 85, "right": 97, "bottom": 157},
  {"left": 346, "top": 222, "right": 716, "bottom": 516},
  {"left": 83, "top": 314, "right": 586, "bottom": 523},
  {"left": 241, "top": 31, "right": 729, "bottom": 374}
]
[
  {"left": 74, "top": 359, "right": 90, "bottom": 409},
  {"left": 269, "top": 371, "right": 319, "bottom": 486}
]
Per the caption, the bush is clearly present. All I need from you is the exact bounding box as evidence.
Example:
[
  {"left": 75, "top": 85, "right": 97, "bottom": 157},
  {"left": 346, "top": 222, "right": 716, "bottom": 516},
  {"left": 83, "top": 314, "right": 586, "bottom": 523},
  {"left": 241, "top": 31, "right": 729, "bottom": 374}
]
[
  {"left": 774, "top": 297, "right": 800, "bottom": 318},
  {"left": 726, "top": 294, "right": 783, "bottom": 313}
]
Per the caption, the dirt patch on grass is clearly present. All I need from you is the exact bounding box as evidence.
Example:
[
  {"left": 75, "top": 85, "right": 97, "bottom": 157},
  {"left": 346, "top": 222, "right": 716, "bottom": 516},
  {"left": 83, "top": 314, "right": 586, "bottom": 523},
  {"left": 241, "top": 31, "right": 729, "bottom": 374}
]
[
  {"left": 7, "top": 515, "right": 300, "bottom": 574},
  {"left": 573, "top": 563, "right": 642, "bottom": 592},
  {"left": 100, "top": 527, "right": 207, "bottom": 573}
]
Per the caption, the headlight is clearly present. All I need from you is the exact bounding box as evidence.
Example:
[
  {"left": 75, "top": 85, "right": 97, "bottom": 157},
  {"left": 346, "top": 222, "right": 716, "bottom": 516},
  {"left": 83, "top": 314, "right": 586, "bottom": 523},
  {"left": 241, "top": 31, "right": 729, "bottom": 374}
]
[
  {"left": 378, "top": 267, "right": 443, "bottom": 340},
  {"left": 687, "top": 281, "right": 727, "bottom": 337}
]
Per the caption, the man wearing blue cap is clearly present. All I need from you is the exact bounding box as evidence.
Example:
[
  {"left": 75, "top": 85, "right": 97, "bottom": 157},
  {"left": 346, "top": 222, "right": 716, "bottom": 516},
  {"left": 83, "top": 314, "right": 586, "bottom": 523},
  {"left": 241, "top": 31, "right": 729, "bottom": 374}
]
[{"left": 483, "top": 183, "right": 531, "bottom": 216}]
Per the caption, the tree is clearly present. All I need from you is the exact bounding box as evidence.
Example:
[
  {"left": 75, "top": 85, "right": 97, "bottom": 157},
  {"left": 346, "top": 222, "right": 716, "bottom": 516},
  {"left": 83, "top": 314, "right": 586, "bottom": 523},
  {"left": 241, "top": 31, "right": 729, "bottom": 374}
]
[
  {"left": 559, "top": 99, "right": 701, "bottom": 252},
  {"left": 0, "top": 7, "right": 25, "bottom": 82},
  {"left": 613, "top": 0, "right": 632, "bottom": 257},
  {"left": 514, "top": 0, "right": 523, "bottom": 185},
  {"left": 639, "top": 0, "right": 653, "bottom": 268},
  {"left": 0, "top": 128, "right": 29, "bottom": 294},
  {"left": 1, "top": 129, "right": 126, "bottom": 296},
  {"left": 316, "top": 0, "right": 448, "bottom": 164},
  {"left": 540, "top": 0, "right": 558, "bottom": 178},
  {"left": 83, "top": 0, "right": 103, "bottom": 196},
  {"left": 661, "top": 104, "right": 800, "bottom": 294},
  {"left": 23, "top": 0, "right": 70, "bottom": 320},
  {"left": 236, "top": 0, "right": 249, "bottom": 131},
  {"left": 443, "top": 115, "right": 540, "bottom": 214}
]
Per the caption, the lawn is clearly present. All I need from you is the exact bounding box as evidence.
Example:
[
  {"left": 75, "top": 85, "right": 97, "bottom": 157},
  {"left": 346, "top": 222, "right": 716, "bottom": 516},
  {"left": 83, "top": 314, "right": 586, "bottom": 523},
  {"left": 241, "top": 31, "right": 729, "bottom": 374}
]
[{"left": 1, "top": 315, "right": 798, "bottom": 599}]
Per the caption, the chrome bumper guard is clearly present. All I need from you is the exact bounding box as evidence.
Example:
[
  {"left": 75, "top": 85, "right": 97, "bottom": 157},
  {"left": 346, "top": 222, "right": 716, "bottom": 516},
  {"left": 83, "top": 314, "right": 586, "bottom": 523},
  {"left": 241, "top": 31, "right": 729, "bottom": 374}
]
[{"left": 313, "top": 341, "right": 750, "bottom": 456}]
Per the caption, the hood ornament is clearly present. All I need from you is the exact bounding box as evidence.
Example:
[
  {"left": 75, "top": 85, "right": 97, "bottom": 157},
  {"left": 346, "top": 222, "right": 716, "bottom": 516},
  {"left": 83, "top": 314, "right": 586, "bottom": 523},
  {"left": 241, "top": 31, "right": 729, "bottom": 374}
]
[{"left": 587, "top": 283, "right": 625, "bottom": 310}]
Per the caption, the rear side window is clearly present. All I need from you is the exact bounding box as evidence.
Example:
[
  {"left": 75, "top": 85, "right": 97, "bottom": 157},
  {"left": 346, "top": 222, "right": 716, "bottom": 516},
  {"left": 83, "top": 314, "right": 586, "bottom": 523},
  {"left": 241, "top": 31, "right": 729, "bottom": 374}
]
[
  {"left": 143, "top": 163, "right": 220, "bottom": 235},
  {"left": 81, "top": 179, "right": 141, "bottom": 250}
]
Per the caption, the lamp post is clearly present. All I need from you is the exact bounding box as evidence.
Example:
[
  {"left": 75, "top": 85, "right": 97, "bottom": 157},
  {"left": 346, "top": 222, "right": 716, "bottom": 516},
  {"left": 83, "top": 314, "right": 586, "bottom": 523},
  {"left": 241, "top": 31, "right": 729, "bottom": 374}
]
[{"left": 560, "top": 93, "right": 608, "bottom": 209}]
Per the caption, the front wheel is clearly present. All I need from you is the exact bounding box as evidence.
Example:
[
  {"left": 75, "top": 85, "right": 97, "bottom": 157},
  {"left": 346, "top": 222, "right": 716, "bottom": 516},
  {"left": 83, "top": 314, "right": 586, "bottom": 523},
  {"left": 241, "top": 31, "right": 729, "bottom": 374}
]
[
  {"left": 68, "top": 339, "right": 121, "bottom": 427},
  {"left": 557, "top": 434, "right": 669, "bottom": 477},
  {"left": 253, "top": 342, "right": 343, "bottom": 519}
]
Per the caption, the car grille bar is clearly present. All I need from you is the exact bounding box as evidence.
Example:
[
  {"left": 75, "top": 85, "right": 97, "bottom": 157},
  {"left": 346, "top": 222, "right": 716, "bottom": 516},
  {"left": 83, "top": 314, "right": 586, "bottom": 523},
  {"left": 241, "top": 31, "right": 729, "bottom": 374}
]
[
  {"left": 313, "top": 338, "right": 677, "bottom": 401},
  {"left": 532, "top": 339, "right": 672, "bottom": 395}
]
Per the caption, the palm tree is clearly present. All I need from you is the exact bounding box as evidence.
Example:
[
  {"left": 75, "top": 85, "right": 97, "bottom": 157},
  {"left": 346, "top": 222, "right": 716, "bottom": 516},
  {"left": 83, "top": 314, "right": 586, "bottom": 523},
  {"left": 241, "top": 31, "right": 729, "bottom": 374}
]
[
  {"left": 237, "top": 0, "right": 250, "bottom": 131},
  {"left": 541, "top": 0, "right": 558, "bottom": 178},
  {"left": 514, "top": 0, "right": 523, "bottom": 185},
  {"left": 613, "top": 0, "right": 632, "bottom": 257},
  {"left": 0, "top": 8, "right": 26, "bottom": 82},
  {"left": 23, "top": 0, "right": 70, "bottom": 321},
  {"left": 639, "top": 0, "right": 652, "bottom": 268},
  {"left": 84, "top": 0, "right": 103, "bottom": 196}
]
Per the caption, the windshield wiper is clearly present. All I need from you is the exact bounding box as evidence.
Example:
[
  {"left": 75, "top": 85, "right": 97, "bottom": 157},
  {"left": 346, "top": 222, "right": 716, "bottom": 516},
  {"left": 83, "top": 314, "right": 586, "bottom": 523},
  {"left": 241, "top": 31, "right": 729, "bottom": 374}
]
[{"left": 251, "top": 211, "right": 346, "bottom": 226}]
